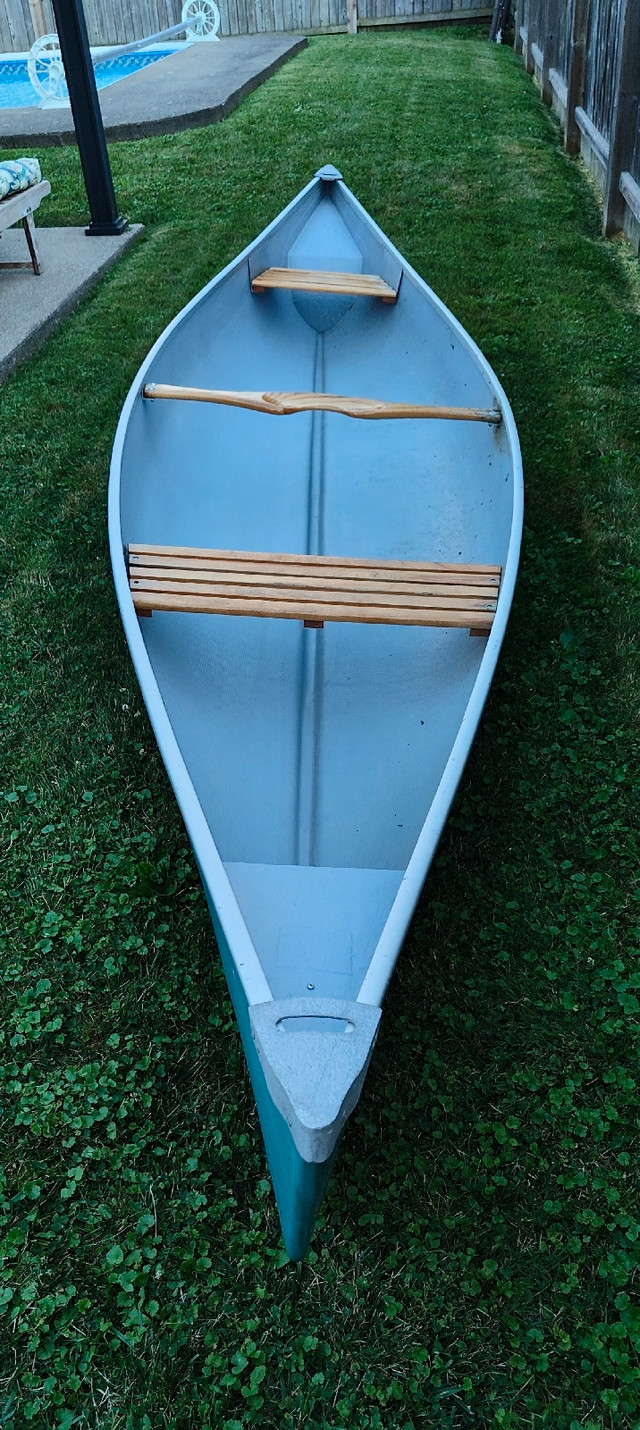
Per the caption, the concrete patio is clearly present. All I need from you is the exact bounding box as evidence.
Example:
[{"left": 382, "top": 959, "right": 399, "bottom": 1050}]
[{"left": 0, "top": 223, "right": 142, "bottom": 381}]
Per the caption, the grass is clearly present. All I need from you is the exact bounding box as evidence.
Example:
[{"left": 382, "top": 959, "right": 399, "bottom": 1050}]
[{"left": 2, "top": 25, "right": 640, "bottom": 1429}]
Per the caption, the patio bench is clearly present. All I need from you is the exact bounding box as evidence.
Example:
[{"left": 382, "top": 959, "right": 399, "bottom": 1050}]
[{"left": 0, "top": 159, "right": 51, "bottom": 276}]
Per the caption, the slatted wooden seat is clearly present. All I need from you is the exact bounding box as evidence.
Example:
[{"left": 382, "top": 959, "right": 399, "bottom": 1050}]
[
  {"left": 251, "top": 268, "right": 398, "bottom": 303},
  {"left": 128, "top": 545, "right": 501, "bottom": 635}
]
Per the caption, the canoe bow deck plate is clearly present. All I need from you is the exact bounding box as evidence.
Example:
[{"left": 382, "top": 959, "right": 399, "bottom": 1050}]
[{"left": 109, "top": 165, "right": 523, "bottom": 1261}]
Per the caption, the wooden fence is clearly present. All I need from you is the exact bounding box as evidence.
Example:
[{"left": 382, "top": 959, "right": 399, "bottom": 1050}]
[
  {"left": 0, "top": 0, "right": 491, "bottom": 52},
  {"left": 515, "top": 0, "right": 640, "bottom": 252}
]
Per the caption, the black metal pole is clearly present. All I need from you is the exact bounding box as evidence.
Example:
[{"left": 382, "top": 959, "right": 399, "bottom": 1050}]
[
  {"left": 49, "top": 0, "right": 126, "bottom": 236},
  {"left": 489, "top": 0, "right": 512, "bottom": 41}
]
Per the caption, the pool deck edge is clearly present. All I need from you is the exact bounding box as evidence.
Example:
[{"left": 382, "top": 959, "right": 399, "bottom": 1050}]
[{"left": 0, "top": 35, "right": 307, "bottom": 147}]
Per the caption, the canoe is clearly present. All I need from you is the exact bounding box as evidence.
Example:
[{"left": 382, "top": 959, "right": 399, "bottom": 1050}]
[{"left": 109, "top": 165, "right": 523, "bottom": 1261}]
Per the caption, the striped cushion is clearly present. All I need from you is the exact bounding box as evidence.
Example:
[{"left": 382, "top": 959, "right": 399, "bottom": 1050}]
[{"left": 0, "top": 158, "right": 42, "bottom": 201}]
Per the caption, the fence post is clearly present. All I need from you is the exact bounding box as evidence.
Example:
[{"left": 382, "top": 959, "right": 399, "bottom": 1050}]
[
  {"left": 347, "top": 0, "right": 357, "bottom": 32},
  {"left": 603, "top": 0, "right": 640, "bottom": 234},
  {"left": 513, "top": 0, "right": 522, "bottom": 53},
  {"left": 522, "top": 0, "right": 535, "bottom": 73},
  {"left": 538, "top": 0, "right": 553, "bottom": 104},
  {"left": 564, "top": 0, "right": 588, "bottom": 152}
]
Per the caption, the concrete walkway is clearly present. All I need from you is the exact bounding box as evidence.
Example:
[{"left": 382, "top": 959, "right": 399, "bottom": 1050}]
[
  {"left": 0, "top": 224, "right": 142, "bottom": 382},
  {"left": 0, "top": 35, "right": 306, "bottom": 147}
]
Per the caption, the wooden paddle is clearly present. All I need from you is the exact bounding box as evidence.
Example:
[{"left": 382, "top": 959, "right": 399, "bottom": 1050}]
[{"left": 143, "top": 383, "right": 502, "bottom": 423}]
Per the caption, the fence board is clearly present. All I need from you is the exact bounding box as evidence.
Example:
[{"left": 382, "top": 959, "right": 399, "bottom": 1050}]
[
  {"left": 0, "top": 0, "right": 187, "bottom": 46},
  {"left": 553, "top": 0, "right": 570, "bottom": 77},
  {"left": 0, "top": 0, "right": 496, "bottom": 44},
  {"left": 584, "top": 0, "right": 624, "bottom": 140},
  {"left": 1, "top": 0, "right": 30, "bottom": 49},
  {"left": 515, "top": 0, "right": 640, "bottom": 250},
  {"left": 603, "top": 0, "right": 640, "bottom": 230},
  {"left": 633, "top": 108, "right": 640, "bottom": 185}
]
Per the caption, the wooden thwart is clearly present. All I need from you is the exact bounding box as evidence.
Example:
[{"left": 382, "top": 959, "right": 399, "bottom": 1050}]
[
  {"left": 128, "top": 544, "right": 501, "bottom": 634},
  {"left": 143, "top": 384, "right": 501, "bottom": 424},
  {"left": 251, "top": 267, "right": 398, "bottom": 302}
]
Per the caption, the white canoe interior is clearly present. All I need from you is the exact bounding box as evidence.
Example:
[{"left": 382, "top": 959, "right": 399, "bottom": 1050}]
[{"left": 114, "top": 169, "right": 520, "bottom": 1033}]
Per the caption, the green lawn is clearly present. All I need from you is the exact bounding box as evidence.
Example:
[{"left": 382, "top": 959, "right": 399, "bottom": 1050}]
[{"left": 2, "top": 27, "right": 640, "bottom": 1429}]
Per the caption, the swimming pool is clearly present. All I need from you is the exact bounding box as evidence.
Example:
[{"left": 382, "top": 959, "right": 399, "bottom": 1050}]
[{"left": 0, "top": 48, "right": 179, "bottom": 109}]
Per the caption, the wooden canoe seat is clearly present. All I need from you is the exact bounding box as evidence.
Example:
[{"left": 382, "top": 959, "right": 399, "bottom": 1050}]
[
  {"left": 251, "top": 268, "right": 398, "bottom": 303},
  {"left": 128, "top": 545, "right": 501, "bottom": 635}
]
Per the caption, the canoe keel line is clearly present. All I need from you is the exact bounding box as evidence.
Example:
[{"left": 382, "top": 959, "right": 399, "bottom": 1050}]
[
  {"left": 110, "top": 166, "right": 523, "bottom": 1260},
  {"left": 296, "top": 333, "right": 326, "bottom": 868}
]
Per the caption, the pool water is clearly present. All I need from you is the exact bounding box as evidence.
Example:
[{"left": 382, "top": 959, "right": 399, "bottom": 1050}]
[{"left": 0, "top": 49, "right": 178, "bottom": 109}]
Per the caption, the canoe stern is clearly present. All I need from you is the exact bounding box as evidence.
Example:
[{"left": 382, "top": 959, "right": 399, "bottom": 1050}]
[
  {"left": 204, "top": 887, "right": 371, "bottom": 1259},
  {"left": 250, "top": 998, "right": 382, "bottom": 1163}
]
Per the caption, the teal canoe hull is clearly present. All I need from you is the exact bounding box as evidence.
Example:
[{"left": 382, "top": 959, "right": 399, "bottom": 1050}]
[
  {"left": 110, "top": 167, "right": 523, "bottom": 1260},
  {"left": 206, "top": 891, "right": 338, "bottom": 1261}
]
